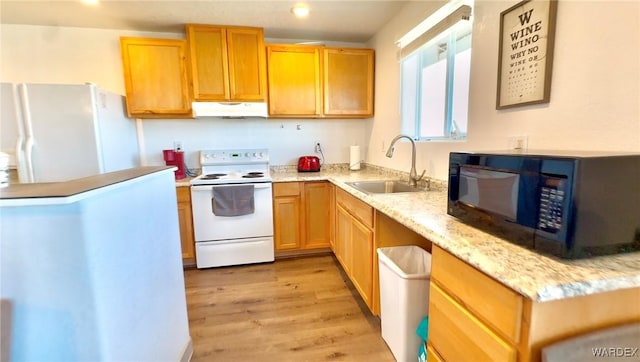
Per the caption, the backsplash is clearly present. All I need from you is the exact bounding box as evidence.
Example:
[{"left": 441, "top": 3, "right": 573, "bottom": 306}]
[{"left": 271, "top": 162, "right": 447, "bottom": 191}]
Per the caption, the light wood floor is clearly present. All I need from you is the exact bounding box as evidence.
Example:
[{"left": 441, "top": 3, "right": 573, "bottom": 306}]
[{"left": 184, "top": 254, "right": 395, "bottom": 361}]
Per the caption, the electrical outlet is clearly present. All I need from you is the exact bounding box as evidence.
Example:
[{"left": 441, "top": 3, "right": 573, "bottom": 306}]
[
  {"left": 507, "top": 136, "right": 528, "bottom": 151},
  {"left": 173, "top": 141, "right": 183, "bottom": 152},
  {"left": 314, "top": 141, "right": 322, "bottom": 153}
]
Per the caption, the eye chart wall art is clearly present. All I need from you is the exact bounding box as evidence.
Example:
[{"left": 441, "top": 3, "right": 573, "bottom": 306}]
[{"left": 496, "top": 0, "right": 557, "bottom": 109}]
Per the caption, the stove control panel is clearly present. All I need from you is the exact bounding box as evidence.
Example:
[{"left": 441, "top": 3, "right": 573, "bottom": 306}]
[{"left": 200, "top": 148, "right": 269, "bottom": 166}]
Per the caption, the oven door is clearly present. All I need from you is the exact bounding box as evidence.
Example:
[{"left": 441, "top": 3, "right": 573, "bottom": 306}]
[{"left": 191, "top": 182, "right": 274, "bottom": 242}]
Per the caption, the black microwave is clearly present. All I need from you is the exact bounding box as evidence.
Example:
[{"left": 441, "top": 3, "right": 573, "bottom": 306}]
[{"left": 448, "top": 151, "right": 640, "bottom": 259}]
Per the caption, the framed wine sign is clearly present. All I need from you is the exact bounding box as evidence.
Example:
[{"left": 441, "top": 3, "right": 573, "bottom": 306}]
[{"left": 496, "top": 0, "right": 558, "bottom": 109}]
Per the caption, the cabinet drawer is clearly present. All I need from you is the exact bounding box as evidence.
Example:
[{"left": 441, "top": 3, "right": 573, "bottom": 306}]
[
  {"left": 431, "top": 245, "right": 523, "bottom": 343},
  {"left": 426, "top": 342, "right": 444, "bottom": 362},
  {"left": 429, "top": 282, "right": 517, "bottom": 362},
  {"left": 273, "top": 182, "right": 301, "bottom": 197},
  {"left": 336, "top": 188, "right": 373, "bottom": 228},
  {"left": 176, "top": 186, "right": 191, "bottom": 203}
]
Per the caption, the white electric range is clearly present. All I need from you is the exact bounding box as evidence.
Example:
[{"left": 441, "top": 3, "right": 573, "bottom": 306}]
[{"left": 190, "top": 149, "right": 274, "bottom": 268}]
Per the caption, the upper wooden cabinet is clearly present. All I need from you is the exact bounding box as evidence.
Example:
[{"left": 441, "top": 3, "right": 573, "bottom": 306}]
[
  {"left": 266, "top": 45, "right": 322, "bottom": 117},
  {"left": 266, "top": 44, "right": 374, "bottom": 118},
  {"left": 120, "top": 37, "right": 192, "bottom": 118},
  {"left": 323, "top": 48, "right": 375, "bottom": 117},
  {"left": 186, "top": 24, "right": 267, "bottom": 102}
]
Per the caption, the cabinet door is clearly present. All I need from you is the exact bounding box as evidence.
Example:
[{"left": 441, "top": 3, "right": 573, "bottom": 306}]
[
  {"left": 186, "top": 25, "right": 230, "bottom": 101},
  {"left": 328, "top": 183, "right": 336, "bottom": 250},
  {"left": 176, "top": 187, "right": 195, "bottom": 266},
  {"left": 177, "top": 202, "right": 195, "bottom": 260},
  {"left": 323, "top": 48, "right": 374, "bottom": 117},
  {"left": 120, "top": 37, "right": 191, "bottom": 118},
  {"left": 350, "top": 218, "right": 374, "bottom": 307},
  {"left": 426, "top": 342, "right": 445, "bottom": 362},
  {"left": 227, "top": 27, "right": 267, "bottom": 101},
  {"left": 266, "top": 45, "right": 322, "bottom": 117},
  {"left": 187, "top": 25, "right": 266, "bottom": 101},
  {"left": 335, "top": 205, "right": 352, "bottom": 274},
  {"left": 303, "top": 182, "right": 331, "bottom": 249},
  {"left": 273, "top": 196, "right": 302, "bottom": 250}
]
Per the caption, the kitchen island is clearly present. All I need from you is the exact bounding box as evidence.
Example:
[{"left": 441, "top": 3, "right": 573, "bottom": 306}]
[
  {"left": 1, "top": 167, "right": 191, "bottom": 361},
  {"left": 271, "top": 164, "right": 640, "bottom": 361}
]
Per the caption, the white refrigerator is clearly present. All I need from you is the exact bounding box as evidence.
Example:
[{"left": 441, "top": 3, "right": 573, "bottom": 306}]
[{"left": 0, "top": 83, "right": 140, "bottom": 183}]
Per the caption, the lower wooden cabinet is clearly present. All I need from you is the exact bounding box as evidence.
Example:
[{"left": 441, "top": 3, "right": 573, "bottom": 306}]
[
  {"left": 273, "top": 182, "right": 303, "bottom": 250},
  {"left": 335, "top": 205, "right": 352, "bottom": 274},
  {"left": 429, "top": 282, "right": 517, "bottom": 361},
  {"left": 348, "top": 213, "right": 374, "bottom": 307},
  {"left": 426, "top": 342, "right": 445, "bottom": 362},
  {"left": 176, "top": 186, "right": 196, "bottom": 267},
  {"left": 304, "top": 182, "right": 332, "bottom": 249},
  {"left": 429, "top": 245, "right": 519, "bottom": 361},
  {"left": 272, "top": 181, "right": 331, "bottom": 252},
  {"left": 431, "top": 244, "right": 523, "bottom": 343},
  {"left": 328, "top": 183, "right": 336, "bottom": 250},
  {"left": 335, "top": 188, "right": 375, "bottom": 311},
  {"left": 428, "top": 244, "right": 640, "bottom": 361}
]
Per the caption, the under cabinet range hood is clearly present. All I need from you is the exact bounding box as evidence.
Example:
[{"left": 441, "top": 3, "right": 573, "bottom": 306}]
[{"left": 192, "top": 102, "right": 268, "bottom": 118}]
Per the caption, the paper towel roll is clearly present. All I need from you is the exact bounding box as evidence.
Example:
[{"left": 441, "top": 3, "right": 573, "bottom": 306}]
[{"left": 350, "top": 145, "right": 361, "bottom": 170}]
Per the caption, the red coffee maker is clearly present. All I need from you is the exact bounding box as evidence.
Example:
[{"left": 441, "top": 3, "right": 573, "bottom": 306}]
[{"left": 163, "top": 149, "right": 186, "bottom": 180}]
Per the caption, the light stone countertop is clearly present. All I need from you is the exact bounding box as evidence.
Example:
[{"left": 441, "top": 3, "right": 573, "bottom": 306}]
[
  {"left": 175, "top": 177, "right": 195, "bottom": 187},
  {"left": 270, "top": 165, "right": 640, "bottom": 303}
]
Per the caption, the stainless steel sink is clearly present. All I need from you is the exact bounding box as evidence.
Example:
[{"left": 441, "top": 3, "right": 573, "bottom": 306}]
[{"left": 345, "top": 180, "right": 423, "bottom": 194}]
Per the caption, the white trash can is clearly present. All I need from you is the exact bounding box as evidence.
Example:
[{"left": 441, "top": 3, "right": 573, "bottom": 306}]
[{"left": 377, "top": 246, "right": 431, "bottom": 362}]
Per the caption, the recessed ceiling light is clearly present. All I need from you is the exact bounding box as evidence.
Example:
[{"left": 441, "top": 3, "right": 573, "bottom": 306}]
[
  {"left": 291, "top": 4, "right": 310, "bottom": 18},
  {"left": 81, "top": 0, "right": 99, "bottom": 5}
]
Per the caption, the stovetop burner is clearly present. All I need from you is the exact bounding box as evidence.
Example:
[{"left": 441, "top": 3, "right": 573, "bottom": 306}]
[
  {"left": 201, "top": 173, "right": 227, "bottom": 180},
  {"left": 242, "top": 172, "right": 264, "bottom": 178},
  {"left": 191, "top": 148, "right": 272, "bottom": 186}
]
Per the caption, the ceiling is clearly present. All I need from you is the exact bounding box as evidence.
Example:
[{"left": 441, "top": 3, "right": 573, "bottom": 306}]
[{"left": 0, "top": 0, "right": 412, "bottom": 43}]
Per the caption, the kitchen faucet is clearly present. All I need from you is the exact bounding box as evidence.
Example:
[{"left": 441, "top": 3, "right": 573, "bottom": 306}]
[{"left": 386, "top": 134, "right": 425, "bottom": 187}]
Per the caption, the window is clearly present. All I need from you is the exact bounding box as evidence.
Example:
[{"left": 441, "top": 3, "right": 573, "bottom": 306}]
[{"left": 399, "top": 4, "right": 473, "bottom": 141}]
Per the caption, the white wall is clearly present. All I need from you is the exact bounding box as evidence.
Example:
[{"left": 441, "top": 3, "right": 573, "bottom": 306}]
[
  {"left": 368, "top": 0, "right": 640, "bottom": 180},
  {"left": 140, "top": 117, "right": 369, "bottom": 168},
  {"left": 0, "top": 25, "right": 183, "bottom": 94},
  {"left": 3, "top": 1, "right": 638, "bottom": 175},
  {"left": 0, "top": 24, "right": 370, "bottom": 168}
]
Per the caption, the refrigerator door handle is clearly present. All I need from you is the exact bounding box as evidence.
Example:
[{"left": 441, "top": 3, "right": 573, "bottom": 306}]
[
  {"left": 15, "top": 122, "right": 26, "bottom": 182},
  {"left": 23, "top": 137, "right": 35, "bottom": 183},
  {"left": 18, "top": 84, "right": 35, "bottom": 183},
  {"left": 9, "top": 83, "right": 27, "bottom": 182}
]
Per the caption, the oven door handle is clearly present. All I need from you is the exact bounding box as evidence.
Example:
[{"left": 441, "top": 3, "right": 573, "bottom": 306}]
[{"left": 191, "top": 183, "right": 271, "bottom": 191}]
